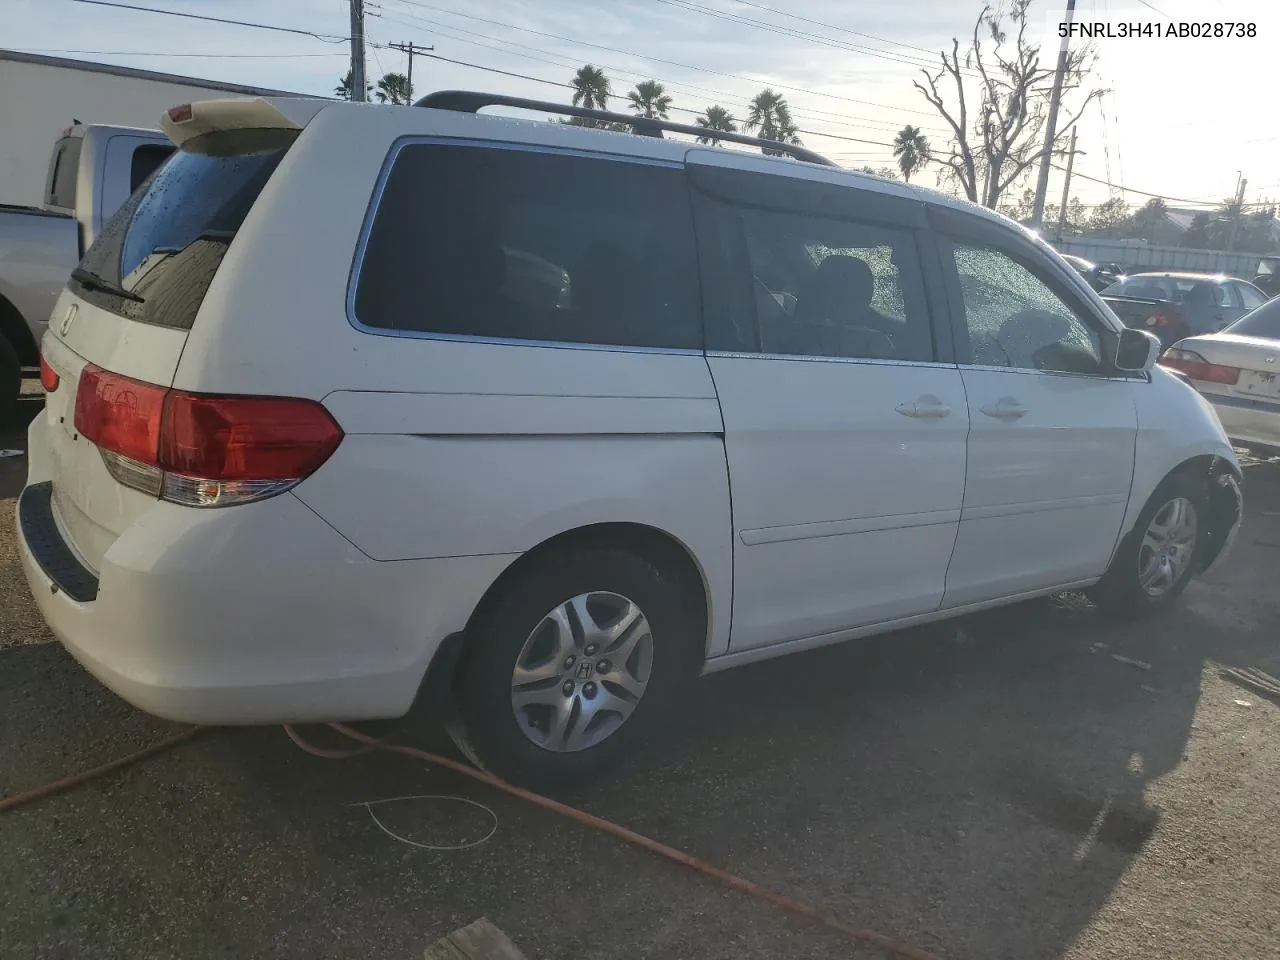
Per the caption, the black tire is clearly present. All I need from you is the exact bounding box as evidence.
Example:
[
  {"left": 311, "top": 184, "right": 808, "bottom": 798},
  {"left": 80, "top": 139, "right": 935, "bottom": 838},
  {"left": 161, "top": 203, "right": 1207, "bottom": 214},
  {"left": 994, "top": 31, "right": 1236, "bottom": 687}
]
[
  {"left": 1092, "top": 470, "right": 1209, "bottom": 617},
  {"left": 459, "top": 545, "right": 700, "bottom": 789},
  {"left": 0, "top": 334, "right": 19, "bottom": 430}
]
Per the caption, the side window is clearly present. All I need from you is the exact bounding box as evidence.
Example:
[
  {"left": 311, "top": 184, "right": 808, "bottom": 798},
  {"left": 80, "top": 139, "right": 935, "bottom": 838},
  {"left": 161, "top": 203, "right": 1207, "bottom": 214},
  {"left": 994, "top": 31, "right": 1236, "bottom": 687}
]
[
  {"left": 47, "top": 137, "right": 82, "bottom": 209},
  {"left": 1237, "top": 283, "right": 1268, "bottom": 311},
  {"left": 129, "top": 145, "right": 175, "bottom": 193},
  {"left": 946, "top": 241, "right": 1105, "bottom": 376},
  {"left": 735, "top": 206, "right": 934, "bottom": 362},
  {"left": 353, "top": 144, "right": 702, "bottom": 350}
]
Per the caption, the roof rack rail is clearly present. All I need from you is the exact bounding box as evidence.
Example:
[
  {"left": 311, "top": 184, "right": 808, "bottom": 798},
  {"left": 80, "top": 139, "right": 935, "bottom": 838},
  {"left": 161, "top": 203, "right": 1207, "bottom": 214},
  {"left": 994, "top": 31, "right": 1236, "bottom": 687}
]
[{"left": 414, "top": 90, "right": 837, "bottom": 168}]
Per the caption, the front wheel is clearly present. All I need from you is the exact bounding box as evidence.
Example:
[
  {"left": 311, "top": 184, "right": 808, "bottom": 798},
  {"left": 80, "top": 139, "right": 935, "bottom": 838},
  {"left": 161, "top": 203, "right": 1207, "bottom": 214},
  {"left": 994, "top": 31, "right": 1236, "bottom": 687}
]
[
  {"left": 1092, "top": 471, "right": 1208, "bottom": 616},
  {"left": 458, "top": 546, "right": 699, "bottom": 789}
]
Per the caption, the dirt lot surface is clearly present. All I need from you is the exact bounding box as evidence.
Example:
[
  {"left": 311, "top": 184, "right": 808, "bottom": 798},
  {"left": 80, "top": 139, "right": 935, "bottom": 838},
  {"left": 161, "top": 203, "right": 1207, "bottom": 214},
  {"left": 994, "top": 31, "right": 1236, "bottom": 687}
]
[{"left": 3, "top": 391, "right": 1280, "bottom": 960}]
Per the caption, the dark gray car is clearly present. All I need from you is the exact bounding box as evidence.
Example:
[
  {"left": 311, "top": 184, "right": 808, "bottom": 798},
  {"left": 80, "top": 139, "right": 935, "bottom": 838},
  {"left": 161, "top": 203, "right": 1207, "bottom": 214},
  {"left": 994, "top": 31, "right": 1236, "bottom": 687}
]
[{"left": 1100, "top": 272, "right": 1269, "bottom": 337}]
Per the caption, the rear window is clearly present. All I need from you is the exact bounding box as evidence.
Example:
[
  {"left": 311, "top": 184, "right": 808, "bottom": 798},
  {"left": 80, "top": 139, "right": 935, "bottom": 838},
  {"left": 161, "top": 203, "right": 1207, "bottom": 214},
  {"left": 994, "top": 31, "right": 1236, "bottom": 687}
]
[
  {"left": 353, "top": 143, "right": 702, "bottom": 350},
  {"left": 1226, "top": 298, "right": 1280, "bottom": 340},
  {"left": 72, "top": 129, "right": 296, "bottom": 330},
  {"left": 129, "top": 144, "right": 175, "bottom": 193},
  {"left": 47, "top": 136, "right": 82, "bottom": 209}
]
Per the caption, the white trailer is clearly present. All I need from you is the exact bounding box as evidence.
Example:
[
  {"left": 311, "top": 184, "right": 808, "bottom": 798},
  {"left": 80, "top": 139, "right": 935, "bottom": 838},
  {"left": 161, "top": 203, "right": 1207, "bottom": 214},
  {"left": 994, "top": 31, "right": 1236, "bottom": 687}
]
[{"left": 0, "top": 49, "right": 305, "bottom": 208}]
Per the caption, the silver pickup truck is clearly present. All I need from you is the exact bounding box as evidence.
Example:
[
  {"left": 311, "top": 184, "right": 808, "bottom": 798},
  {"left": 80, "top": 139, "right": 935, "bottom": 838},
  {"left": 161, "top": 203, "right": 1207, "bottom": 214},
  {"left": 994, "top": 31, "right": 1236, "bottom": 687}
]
[{"left": 0, "top": 123, "right": 173, "bottom": 421}]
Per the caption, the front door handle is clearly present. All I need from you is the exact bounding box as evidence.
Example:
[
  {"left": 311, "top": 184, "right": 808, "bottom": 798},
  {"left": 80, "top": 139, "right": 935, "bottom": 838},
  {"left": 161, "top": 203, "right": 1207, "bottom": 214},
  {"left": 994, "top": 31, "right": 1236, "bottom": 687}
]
[
  {"left": 896, "top": 396, "right": 952, "bottom": 420},
  {"left": 980, "top": 397, "right": 1028, "bottom": 421}
]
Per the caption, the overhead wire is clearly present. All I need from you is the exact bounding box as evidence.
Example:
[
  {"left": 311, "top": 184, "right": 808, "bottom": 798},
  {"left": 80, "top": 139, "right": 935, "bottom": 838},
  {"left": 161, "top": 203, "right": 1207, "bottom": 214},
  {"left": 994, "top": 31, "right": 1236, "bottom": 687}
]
[
  {"left": 384, "top": 0, "right": 944, "bottom": 117},
  {"left": 375, "top": 8, "right": 945, "bottom": 140},
  {"left": 68, "top": 0, "right": 349, "bottom": 42}
]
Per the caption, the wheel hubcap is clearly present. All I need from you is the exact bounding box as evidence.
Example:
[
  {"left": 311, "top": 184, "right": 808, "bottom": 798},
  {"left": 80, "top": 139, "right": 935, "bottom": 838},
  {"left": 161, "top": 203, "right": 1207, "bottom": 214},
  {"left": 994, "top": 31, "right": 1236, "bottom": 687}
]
[
  {"left": 509, "top": 591, "right": 654, "bottom": 752},
  {"left": 1137, "top": 496, "right": 1199, "bottom": 598}
]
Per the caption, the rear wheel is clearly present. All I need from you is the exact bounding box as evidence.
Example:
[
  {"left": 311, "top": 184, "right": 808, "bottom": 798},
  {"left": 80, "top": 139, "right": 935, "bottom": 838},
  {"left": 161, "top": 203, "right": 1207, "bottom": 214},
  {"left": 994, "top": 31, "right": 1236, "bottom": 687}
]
[
  {"left": 459, "top": 546, "right": 699, "bottom": 789},
  {"left": 0, "top": 334, "right": 20, "bottom": 429},
  {"left": 1092, "top": 471, "right": 1208, "bottom": 616}
]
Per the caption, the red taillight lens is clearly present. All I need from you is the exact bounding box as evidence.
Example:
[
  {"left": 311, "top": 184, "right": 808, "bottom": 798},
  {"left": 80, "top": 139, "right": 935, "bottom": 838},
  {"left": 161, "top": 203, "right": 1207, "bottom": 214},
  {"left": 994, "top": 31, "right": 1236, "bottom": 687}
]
[
  {"left": 160, "top": 393, "right": 343, "bottom": 482},
  {"left": 39, "top": 354, "right": 60, "bottom": 392},
  {"left": 1159, "top": 349, "right": 1241, "bottom": 385},
  {"left": 74, "top": 365, "right": 165, "bottom": 466},
  {"left": 72, "top": 364, "right": 343, "bottom": 506}
]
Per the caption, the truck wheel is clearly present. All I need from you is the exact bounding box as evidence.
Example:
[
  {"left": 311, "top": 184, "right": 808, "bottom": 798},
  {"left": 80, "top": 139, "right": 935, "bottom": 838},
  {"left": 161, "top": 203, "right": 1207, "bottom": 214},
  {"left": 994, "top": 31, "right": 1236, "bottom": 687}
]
[
  {"left": 1091, "top": 470, "right": 1209, "bottom": 617},
  {"left": 458, "top": 545, "right": 700, "bottom": 789},
  {"left": 0, "top": 334, "right": 20, "bottom": 429}
]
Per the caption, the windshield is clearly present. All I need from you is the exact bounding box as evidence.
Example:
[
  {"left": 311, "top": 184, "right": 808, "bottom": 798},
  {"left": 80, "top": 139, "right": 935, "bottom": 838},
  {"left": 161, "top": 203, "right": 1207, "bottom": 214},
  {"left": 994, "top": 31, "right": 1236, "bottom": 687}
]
[
  {"left": 72, "top": 128, "right": 296, "bottom": 330},
  {"left": 1225, "top": 298, "right": 1280, "bottom": 339}
]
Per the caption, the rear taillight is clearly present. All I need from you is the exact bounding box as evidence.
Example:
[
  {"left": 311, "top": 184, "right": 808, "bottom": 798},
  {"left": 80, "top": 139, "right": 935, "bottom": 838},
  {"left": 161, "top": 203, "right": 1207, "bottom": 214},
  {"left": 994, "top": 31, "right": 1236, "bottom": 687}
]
[
  {"left": 1147, "top": 312, "right": 1171, "bottom": 328},
  {"left": 1159, "top": 349, "right": 1241, "bottom": 385},
  {"left": 72, "top": 365, "right": 342, "bottom": 507},
  {"left": 39, "top": 354, "right": 60, "bottom": 392}
]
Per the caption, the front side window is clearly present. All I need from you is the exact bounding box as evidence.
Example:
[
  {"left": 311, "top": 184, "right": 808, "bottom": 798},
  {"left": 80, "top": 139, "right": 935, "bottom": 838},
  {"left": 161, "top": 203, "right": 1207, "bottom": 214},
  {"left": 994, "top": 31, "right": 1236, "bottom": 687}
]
[
  {"left": 733, "top": 206, "right": 934, "bottom": 362},
  {"left": 353, "top": 144, "right": 702, "bottom": 351},
  {"left": 946, "top": 242, "right": 1104, "bottom": 376}
]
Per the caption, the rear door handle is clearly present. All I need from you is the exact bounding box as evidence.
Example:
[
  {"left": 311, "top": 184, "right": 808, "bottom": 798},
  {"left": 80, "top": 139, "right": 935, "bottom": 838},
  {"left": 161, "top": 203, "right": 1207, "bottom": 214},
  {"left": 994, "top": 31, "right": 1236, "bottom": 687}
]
[
  {"left": 980, "top": 398, "right": 1028, "bottom": 421},
  {"left": 896, "top": 396, "right": 952, "bottom": 420}
]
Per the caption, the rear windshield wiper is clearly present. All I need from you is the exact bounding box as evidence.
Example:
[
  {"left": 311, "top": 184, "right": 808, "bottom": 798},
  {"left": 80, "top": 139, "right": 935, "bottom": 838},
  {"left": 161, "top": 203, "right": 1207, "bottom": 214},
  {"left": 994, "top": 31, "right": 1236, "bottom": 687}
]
[{"left": 70, "top": 266, "right": 145, "bottom": 304}]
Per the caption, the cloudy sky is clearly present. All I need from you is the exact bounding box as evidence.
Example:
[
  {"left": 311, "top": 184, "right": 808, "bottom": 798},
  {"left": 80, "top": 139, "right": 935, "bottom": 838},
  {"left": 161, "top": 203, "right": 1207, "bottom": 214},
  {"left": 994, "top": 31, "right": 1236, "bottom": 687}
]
[{"left": 8, "top": 0, "right": 1278, "bottom": 212}]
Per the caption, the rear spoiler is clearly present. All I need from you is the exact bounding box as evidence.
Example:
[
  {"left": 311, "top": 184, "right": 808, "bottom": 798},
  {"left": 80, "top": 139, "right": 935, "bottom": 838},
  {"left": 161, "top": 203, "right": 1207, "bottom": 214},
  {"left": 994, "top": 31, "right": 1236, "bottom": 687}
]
[{"left": 160, "top": 97, "right": 328, "bottom": 148}]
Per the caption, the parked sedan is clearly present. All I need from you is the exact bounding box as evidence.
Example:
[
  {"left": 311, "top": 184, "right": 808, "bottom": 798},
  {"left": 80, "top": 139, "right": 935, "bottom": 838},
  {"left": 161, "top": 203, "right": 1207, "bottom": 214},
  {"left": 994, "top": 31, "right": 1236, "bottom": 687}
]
[
  {"left": 1102, "top": 272, "right": 1269, "bottom": 335},
  {"left": 1161, "top": 297, "right": 1280, "bottom": 457}
]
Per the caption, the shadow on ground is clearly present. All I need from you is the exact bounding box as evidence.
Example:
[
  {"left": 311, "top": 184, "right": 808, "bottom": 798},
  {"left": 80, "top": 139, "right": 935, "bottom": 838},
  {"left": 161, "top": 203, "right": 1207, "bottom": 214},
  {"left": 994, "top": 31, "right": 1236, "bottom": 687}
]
[{"left": 2, "top": 441, "right": 1278, "bottom": 958}]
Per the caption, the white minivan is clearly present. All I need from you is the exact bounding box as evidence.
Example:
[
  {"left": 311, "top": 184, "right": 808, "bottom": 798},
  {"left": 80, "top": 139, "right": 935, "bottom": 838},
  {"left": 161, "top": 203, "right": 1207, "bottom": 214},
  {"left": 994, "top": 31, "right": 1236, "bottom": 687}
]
[{"left": 18, "top": 92, "right": 1243, "bottom": 787}]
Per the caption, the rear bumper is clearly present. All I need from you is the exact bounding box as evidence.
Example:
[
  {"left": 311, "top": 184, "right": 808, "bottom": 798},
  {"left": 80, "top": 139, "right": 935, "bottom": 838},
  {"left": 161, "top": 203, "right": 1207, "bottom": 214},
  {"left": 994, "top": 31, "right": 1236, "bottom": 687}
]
[
  {"left": 16, "top": 424, "right": 515, "bottom": 724},
  {"left": 1205, "top": 392, "right": 1280, "bottom": 449}
]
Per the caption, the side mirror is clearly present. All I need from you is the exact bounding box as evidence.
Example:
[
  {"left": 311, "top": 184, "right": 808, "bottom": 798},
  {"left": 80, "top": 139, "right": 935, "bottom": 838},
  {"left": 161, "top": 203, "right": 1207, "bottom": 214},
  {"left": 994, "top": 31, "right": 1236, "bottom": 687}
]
[{"left": 1115, "top": 327, "right": 1162, "bottom": 374}]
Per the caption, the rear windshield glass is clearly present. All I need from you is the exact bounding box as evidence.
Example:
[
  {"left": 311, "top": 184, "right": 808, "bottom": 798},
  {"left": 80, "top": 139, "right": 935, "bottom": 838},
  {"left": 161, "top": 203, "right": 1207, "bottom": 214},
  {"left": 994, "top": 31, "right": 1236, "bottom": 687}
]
[
  {"left": 72, "top": 128, "right": 296, "bottom": 330},
  {"left": 1226, "top": 298, "right": 1280, "bottom": 339}
]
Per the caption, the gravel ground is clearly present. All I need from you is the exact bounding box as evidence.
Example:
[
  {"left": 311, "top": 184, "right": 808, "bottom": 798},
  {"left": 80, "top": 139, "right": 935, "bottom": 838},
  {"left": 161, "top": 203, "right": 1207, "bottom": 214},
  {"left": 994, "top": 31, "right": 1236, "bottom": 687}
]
[{"left": 3, "top": 388, "right": 1280, "bottom": 960}]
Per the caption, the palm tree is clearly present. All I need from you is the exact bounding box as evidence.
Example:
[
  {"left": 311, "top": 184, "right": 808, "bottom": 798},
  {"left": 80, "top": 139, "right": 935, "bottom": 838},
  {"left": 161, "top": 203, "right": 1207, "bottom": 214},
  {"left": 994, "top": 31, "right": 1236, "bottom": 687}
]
[
  {"left": 892, "top": 125, "right": 931, "bottom": 183},
  {"left": 627, "top": 80, "right": 673, "bottom": 120},
  {"left": 694, "top": 105, "right": 737, "bottom": 146},
  {"left": 743, "top": 89, "right": 801, "bottom": 156},
  {"left": 335, "top": 70, "right": 373, "bottom": 101},
  {"left": 375, "top": 72, "right": 413, "bottom": 105},
  {"left": 570, "top": 64, "right": 612, "bottom": 111}
]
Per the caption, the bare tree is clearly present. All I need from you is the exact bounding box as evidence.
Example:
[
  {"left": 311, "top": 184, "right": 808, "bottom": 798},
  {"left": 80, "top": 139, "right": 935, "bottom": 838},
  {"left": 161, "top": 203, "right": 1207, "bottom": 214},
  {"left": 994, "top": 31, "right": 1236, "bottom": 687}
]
[{"left": 914, "top": 0, "right": 1105, "bottom": 209}]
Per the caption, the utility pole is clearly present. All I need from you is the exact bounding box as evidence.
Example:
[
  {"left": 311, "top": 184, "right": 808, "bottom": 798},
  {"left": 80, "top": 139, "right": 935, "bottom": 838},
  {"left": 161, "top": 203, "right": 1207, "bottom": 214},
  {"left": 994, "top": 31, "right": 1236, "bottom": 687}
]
[
  {"left": 1055, "top": 126, "right": 1079, "bottom": 241},
  {"left": 1227, "top": 176, "right": 1247, "bottom": 252},
  {"left": 388, "top": 41, "right": 434, "bottom": 102},
  {"left": 349, "top": 0, "right": 367, "bottom": 103},
  {"left": 1030, "top": 0, "right": 1077, "bottom": 230}
]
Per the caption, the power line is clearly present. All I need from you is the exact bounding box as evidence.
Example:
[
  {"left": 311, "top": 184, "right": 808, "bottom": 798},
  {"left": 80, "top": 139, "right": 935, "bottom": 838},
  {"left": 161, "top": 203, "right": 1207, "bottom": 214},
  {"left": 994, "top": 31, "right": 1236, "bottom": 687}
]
[
  {"left": 377, "top": 9, "right": 950, "bottom": 138},
  {"left": 384, "top": 0, "right": 943, "bottom": 117},
  {"left": 413, "top": 49, "right": 902, "bottom": 149},
  {"left": 9, "top": 47, "right": 345, "bottom": 58},
  {"left": 69, "top": 0, "right": 348, "bottom": 42},
  {"left": 725, "top": 0, "right": 951, "bottom": 59},
  {"left": 650, "top": 0, "right": 978, "bottom": 77},
  {"left": 1134, "top": 0, "right": 1174, "bottom": 19},
  {"left": 1052, "top": 166, "right": 1275, "bottom": 208}
]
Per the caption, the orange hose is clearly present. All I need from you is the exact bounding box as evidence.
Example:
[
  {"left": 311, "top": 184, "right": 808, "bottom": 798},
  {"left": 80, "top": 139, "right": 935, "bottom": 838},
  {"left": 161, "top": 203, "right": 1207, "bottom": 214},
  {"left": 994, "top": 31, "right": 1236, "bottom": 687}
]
[
  {"left": 326, "top": 723, "right": 947, "bottom": 960},
  {"left": 0, "top": 726, "right": 207, "bottom": 813}
]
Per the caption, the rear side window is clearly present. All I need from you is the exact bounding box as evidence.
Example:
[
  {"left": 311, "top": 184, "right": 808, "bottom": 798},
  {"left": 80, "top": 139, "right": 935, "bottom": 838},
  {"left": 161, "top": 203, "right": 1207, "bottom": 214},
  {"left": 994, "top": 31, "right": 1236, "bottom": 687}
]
[
  {"left": 1227, "top": 298, "right": 1280, "bottom": 339},
  {"left": 734, "top": 206, "right": 934, "bottom": 362},
  {"left": 47, "top": 137, "right": 82, "bottom": 209},
  {"left": 353, "top": 143, "right": 703, "bottom": 350},
  {"left": 129, "top": 144, "right": 175, "bottom": 193},
  {"left": 73, "top": 129, "right": 295, "bottom": 330}
]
